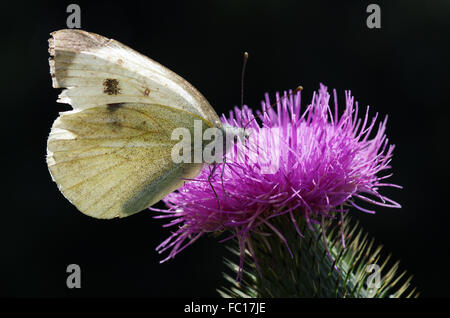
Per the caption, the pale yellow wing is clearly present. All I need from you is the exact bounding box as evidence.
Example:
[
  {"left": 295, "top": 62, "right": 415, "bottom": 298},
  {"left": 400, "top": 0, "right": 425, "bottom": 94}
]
[
  {"left": 47, "top": 29, "right": 221, "bottom": 218},
  {"left": 47, "top": 103, "right": 206, "bottom": 219},
  {"left": 49, "top": 29, "right": 221, "bottom": 127}
]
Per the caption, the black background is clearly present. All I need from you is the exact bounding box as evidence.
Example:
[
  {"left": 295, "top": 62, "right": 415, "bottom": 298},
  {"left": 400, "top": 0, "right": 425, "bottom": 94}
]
[{"left": 1, "top": 0, "right": 449, "bottom": 297}]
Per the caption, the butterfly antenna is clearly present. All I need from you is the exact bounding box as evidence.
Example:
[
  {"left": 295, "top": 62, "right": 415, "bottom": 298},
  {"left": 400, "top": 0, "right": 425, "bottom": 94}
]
[
  {"left": 216, "top": 52, "right": 249, "bottom": 200},
  {"left": 241, "top": 52, "right": 249, "bottom": 108}
]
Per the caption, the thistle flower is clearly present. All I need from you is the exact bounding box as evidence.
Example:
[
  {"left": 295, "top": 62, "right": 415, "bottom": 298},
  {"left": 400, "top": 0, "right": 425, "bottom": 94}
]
[{"left": 152, "top": 83, "right": 401, "bottom": 275}]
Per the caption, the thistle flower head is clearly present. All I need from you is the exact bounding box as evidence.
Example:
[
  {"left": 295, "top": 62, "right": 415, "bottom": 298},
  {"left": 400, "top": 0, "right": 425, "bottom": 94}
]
[{"left": 152, "top": 84, "right": 400, "bottom": 272}]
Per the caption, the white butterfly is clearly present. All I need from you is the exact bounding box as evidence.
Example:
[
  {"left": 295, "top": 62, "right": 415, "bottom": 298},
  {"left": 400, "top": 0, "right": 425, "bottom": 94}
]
[{"left": 47, "top": 29, "right": 243, "bottom": 219}]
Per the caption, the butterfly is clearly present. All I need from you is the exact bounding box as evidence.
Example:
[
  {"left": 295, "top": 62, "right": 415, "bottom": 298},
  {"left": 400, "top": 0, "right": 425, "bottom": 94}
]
[{"left": 47, "top": 29, "right": 246, "bottom": 219}]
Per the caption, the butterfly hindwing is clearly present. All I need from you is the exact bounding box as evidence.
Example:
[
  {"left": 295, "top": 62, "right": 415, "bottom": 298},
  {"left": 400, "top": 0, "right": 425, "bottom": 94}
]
[{"left": 47, "top": 103, "right": 206, "bottom": 219}]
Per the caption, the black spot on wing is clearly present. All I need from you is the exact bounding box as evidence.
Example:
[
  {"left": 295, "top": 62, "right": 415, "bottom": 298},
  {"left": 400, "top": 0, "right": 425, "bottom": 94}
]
[
  {"left": 103, "top": 78, "right": 121, "bottom": 95},
  {"left": 107, "top": 103, "right": 124, "bottom": 112}
]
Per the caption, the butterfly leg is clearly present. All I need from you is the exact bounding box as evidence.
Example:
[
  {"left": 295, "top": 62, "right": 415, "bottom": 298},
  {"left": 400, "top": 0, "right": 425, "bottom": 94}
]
[
  {"left": 220, "top": 157, "right": 230, "bottom": 197},
  {"left": 208, "top": 163, "right": 221, "bottom": 210}
]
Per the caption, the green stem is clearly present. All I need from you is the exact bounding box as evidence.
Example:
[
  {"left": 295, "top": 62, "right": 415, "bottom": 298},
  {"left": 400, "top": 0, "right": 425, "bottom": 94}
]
[{"left": 219, "top": 215, "right": 418, "bottom": 298}]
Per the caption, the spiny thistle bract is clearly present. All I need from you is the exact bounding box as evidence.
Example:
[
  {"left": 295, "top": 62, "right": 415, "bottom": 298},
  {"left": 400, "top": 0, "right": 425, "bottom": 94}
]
[
  {"left": 219, "top": 216, "right": 418, "bottom": 298},
  {"left": 152, "top": 84, "right": 415, "bottom": 297}
]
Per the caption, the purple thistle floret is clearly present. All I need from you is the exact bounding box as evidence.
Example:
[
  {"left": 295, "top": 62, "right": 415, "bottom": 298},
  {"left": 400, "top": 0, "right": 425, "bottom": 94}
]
[{"left": 152, "top": 84, "right": 401, "bottom": 274}]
